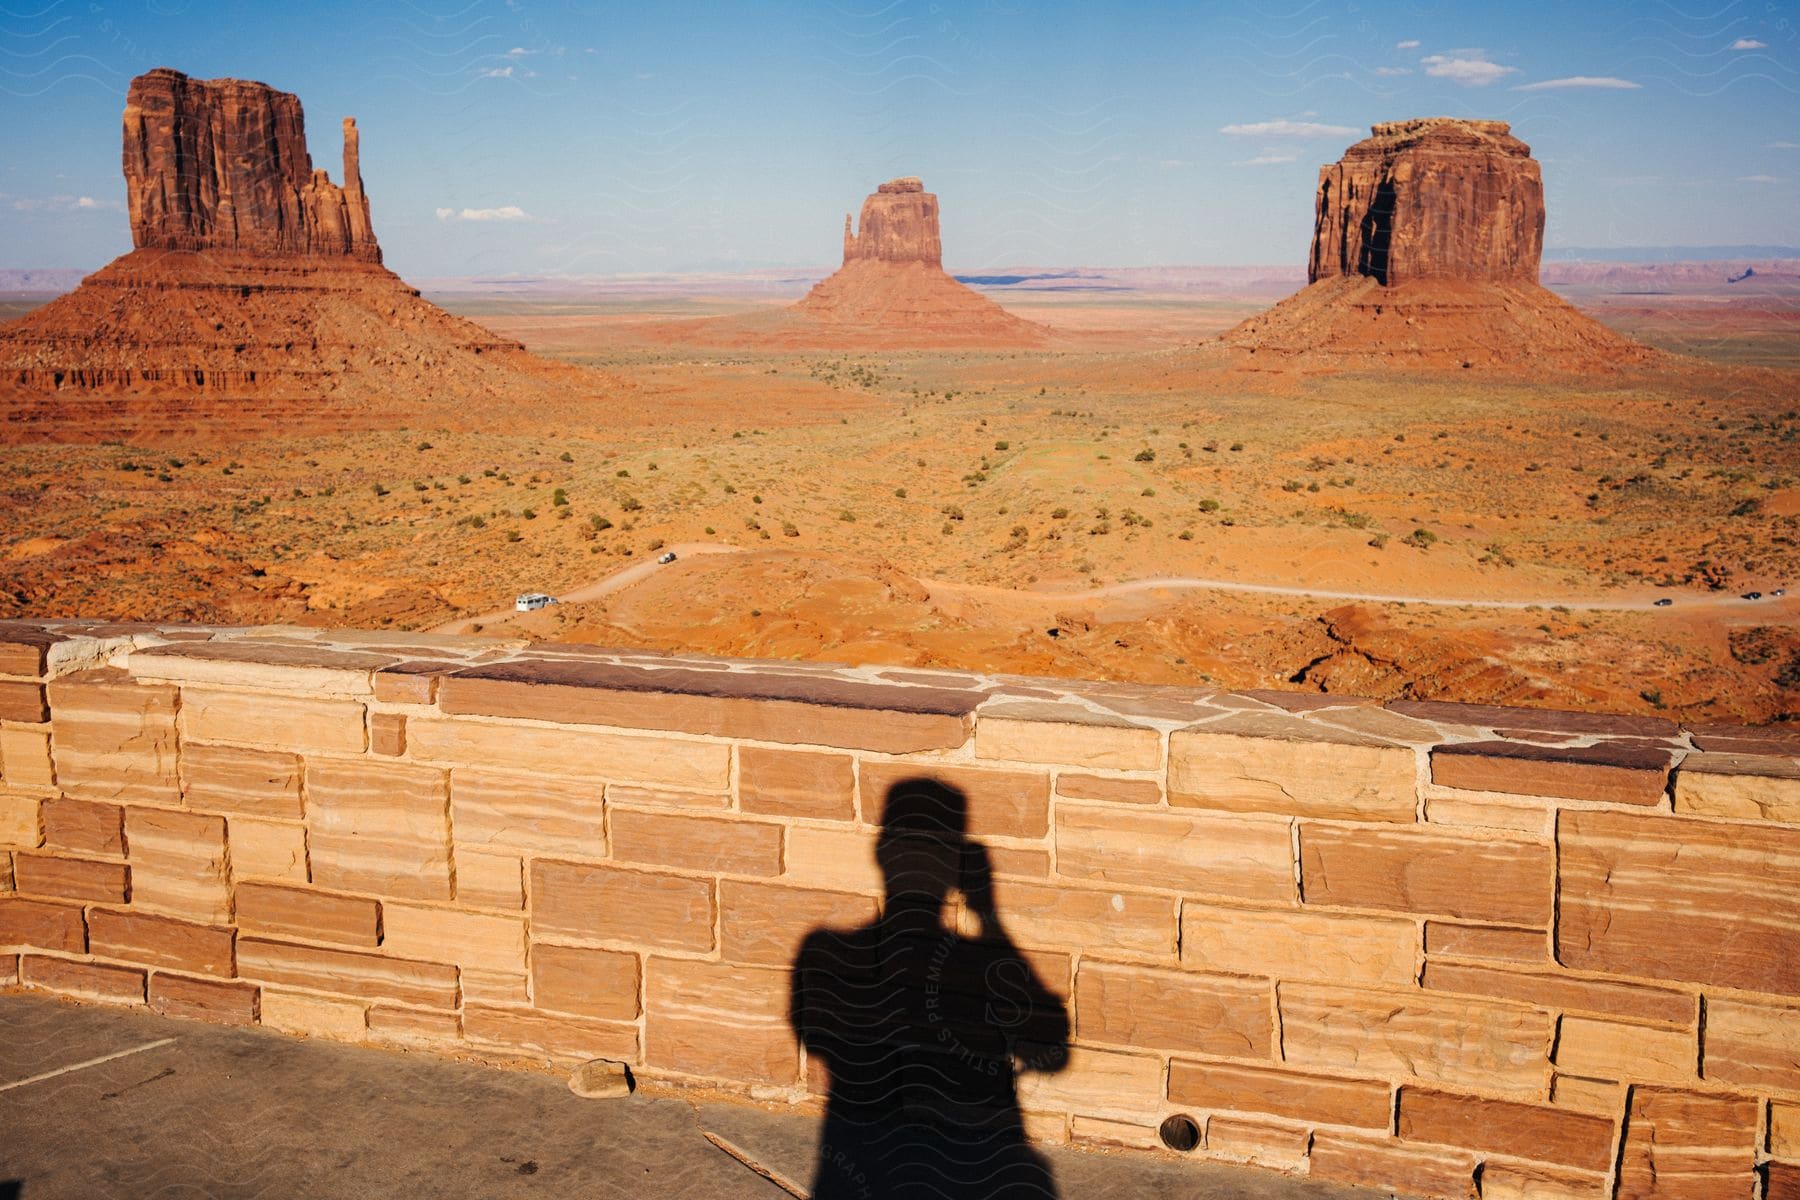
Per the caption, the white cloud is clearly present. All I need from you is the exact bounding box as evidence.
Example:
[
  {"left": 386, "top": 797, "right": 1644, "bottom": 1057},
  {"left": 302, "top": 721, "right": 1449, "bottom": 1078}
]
[
  {"left": 478, "top": 66, "right": 514, "bottom": 78},
  {"left": 12, "top": 193, "right": 120, "bottom": 212},
  {"left": 1769, "top": 141, "right": 1799, "bottom": 150},
  {"left": 1237, "top": 153, "right": 1298, "bottom": 166},
  {"left": 504, "top": 46, "right": 534, "bottom": 57},
  {"left": 1421, "top": 53, "right": 1518, "bottom": 86},
  {"left": 1220, "top": 119, "right": 1358, "bottom": 138},
  {"left": 1737, "top": 174, "right": 1778, "bottom": 183},
  {"left": 1373, "top": 66, "right": 1411, "bottom": 76},
  {"left": 1397, "top": 39, "right": 1420, "bottom": 50},
  {"left": 1513, "top": 76, "right": 1641, "bottom": 91},
  {"left": 1731, "top": 38, "right": 1768, "bottom": 50},
  {"left": 436, "top": 206, "right": 530, "bottom": 222}
]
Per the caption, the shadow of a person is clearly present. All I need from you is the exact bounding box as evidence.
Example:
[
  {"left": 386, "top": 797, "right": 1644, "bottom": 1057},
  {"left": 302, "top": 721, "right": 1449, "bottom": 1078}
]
[{"left": 790, "top": 777, "right": 1070, "bottom": 1199}]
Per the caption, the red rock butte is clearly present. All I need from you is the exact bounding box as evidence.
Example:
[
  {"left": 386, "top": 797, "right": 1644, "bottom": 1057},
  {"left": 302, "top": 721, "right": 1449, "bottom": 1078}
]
[
  {"left": 0, "top": 68, "right": 584, "bottom": 443},
  {"left": 1222, "top": 118, "right": 1658, "bottom": 370},
  {"left": 788, "top": 177, "right": 1044, "bottom": 347}
]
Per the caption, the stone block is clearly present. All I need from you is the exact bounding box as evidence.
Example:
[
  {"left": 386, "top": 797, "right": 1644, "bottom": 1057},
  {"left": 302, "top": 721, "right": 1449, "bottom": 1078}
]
[
  {"left": 532, "top": 859, "right": 716, "bottom": 953},
  {"left": 88, "top": 908, "right": 234, "bottom": 975},
  {"left": 1169, "top": 717, "right": 1417, "bottom": 822},
  {"left": 380, "top": 903, "right": 526, "bottom": 973},
  {"left": 1181, "top": 902, "right": 1417, "bottom": 987},
  {"left": 21, "top": 954, "right": 145, "bottom": 1004},
  {"left": 779, "top": 825, "right": 882, "bottom": 894},
  {"left": 0, "top": 897, "right": 85, "bottom": 952},
  {"left": 1279, "top": 983, "right": 1553, "bottom": 1098},
  {"left": 1674, "top": 753, "right": 1800, "bottom": 822},
  {"left": 609, "top": 809, "right": 784, "bottom": 877},
  {"left": 366, "top": 1005, "right": 461, "bottom": 1044},
  {"left": 127, "top": 640, "right": 392, "bottom": 694},
  {"left": 1554, "top": 1016, "right": 1695, "bottom": 1085},
  {"left": 1015, "top": 1044, "right": 1163, "bottom": 1119},
  {"left": 1420, "top": 961, "right": 1694, "bottom": 1025},
  {"left": 719, "top": 879, "right": 877, "bottom": 966},
  {"left": 1055, "top": 804, "right": 1293, "bottom": 902},
  {"left": 462, "top": 1004, "right": 640, "bottom": 1063},
  {"left": 975, "top": 703, "right": 1161, "bottom": 771},
  {"left": 738, "top": 747, "right": 855, "bottom": 821},
  {"left": 408, "top": 717, "right": 731, "bottom": 792},
  {"left": 259, "top": 989, "right": 368, "bottom": 1040},
  {"left": 372, "top": 663, "right": 442, "bottom": 705},
  {"left": 235, "top": 881, "right": 379, "bottom": 947},
  {"left": 1389, "top": 701, "right": 1675, "bottom": 739},
  {"left": 1431, "top": 740, "right": 1671, "bottom": 806},
  {"left": 1300, "top": 823, "right": 1552, "bottom": 925},
  {"left": 1205, "top": 1116, "right": 1311, "bottom": 1170},
  {"left": 454, "top": 847, "right": 523, "bottom": 909},
  {"left": 0, "top": 728, "right": 56, "bottom": 790},
  {"left": 1053, "top": 774, "right": 1161, "bottom": 805},
  {"left": 237, "top": 937, "right": 458, "bottom": 1008},
  {"left": 859, "top": 762, "right": 1049, "bottom": 839},
  {"left": 1423, "top": 921, "right": 1546, "bottom": 964},
  {"left": 1396, "top": 1086, "right": 1616, "bottom": 1171},
  {"left": 0, "top": 791, "right": 41, "bottom": 846},
  {"left": 1309, "top": 1133, "right": 1479, "bottom": 1200},
  {"left": 12, "top": 853, "right": 128, "bottom": 904},
  {"left": 1550, "top": 1075, "right": 1624, "bottom": 1117},
  {"left": 369, "top": 712, "right": 406, "bottom": 756},
  {"left": 1167, "top": 1058, "right": 1392, "bottom": 1129},
  {"left": 532, "top": 942, "right": 641, "bottom": 1020},
  {"left": 40, "top": 797, "right": 124, "bottom": 856},
  {"left": 180, "top": 688, "right": 366, "bottom": 754},
  {"left": 974, "top": 877, "right": 1177, "bottom": 958},
  {"left": 0, "top": 680, "right": 47, "bottom": 723},
  {"left": 1073, "top": 961, "right": 1270, "bottom": 1057},
  {"left": 1774, "top": 1101, "right": 1800, "bottom": 1158},
  {"left": 178, "top": 743, "right": 304, "bottom": 818},
  {"left": 645, "top": 958, "right": 798, "bottom": 1084},
  {"left": 1069, "top": 1116, "right": 1161, "bottom": 1150},
  {"left": 1767, "top": 1163, "right": 1800, "bottom": 1200},
  {"left": 150, "top": 973, "right": 259, "bottom": 1025},
  {"left": 1478, "top": 1162, "right": 1612, "bottom": 1200},
  {"left": 1616, "top": 1087, "right": 1758, "bottom": 1200},
  {"left": 1700, "top": 997, "right": 1800, "bottom": 1093},
  {"left": 1424, "top": 794, "right": 1552, "bottom": 837},
  {"left": 306, "top": 760, "right": 451, "bottom": 901},
  {"left": 450, "top": 769, "right": 606, "bottom": 857},
  {"left": 46, "top": 670, "right": 179, "bottom": 804},
  {"left": 227, "top": 817, "right": 310, "bottom": 883},
  {"left": 1557, "top": 809, "right": 1800, "bottom": 995},
  {"left": 126, "top": 807, "right": 231, "bottom": 921}
]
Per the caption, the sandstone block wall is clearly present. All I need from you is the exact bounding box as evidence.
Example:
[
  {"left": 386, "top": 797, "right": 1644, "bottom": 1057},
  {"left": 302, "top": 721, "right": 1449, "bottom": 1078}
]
[{"left": 3, "top": 619, "right": 1798, "bottom": 1200}]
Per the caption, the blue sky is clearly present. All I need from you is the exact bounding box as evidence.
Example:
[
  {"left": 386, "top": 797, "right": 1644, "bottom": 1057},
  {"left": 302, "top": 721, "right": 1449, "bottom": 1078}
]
[{"left": 2, "top": 0, "right": 1796, "bottom": 274}]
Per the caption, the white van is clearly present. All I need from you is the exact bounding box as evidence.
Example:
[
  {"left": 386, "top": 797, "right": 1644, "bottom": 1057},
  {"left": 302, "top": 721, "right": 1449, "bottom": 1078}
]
[{"left": 514, "top": 593, "right": 557, "bottom": 612}]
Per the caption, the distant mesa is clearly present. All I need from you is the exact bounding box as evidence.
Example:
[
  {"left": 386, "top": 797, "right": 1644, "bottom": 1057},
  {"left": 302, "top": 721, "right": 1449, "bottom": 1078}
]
[
  {"left": 1222, "top": 118, "right": 1659, "bottom": 370},
  {"left": 788, "top": 176, "right": 1045, "bottom": 346},
  {"left": 0, "top": 68, "right": 576, "bottom": 443}
]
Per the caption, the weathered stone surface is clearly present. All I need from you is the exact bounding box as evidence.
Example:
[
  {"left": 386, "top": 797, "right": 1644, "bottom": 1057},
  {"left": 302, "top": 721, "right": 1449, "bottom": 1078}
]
[
  {"left": 1478, "top": 1162, "right": 1611, "bottom": 1200},
  {"left": 1431, "top": 740, "right": 1670, "bottom": 805},
  {"left": 0, "top": 792, "right": 42, "bottom": 846},
  {"left": 123, "top": 68, "right": 379, "bottom": 259},
  {"left": 973, "top": 878, "right": 1176, "bottom": 958},
  {"left": 180, "top": 689, "right": 365, "bottom": 755},
  {"left": 0, "top": 624, "right": 61, "bottom": 675},
  {"left": 88, "top": 908, "right": 234, "bottom": 975},
  {"left": 1423, "top": 921, "right": 1546, "bottom": 964},
  {"left": 1687, "top": 722, "right": 1800, "bottom": 757},
  {"left": 1182, "top": 901, "right": 1417, "bottom": 987},
  {"left": 439, "top": 659, "right": 976, "bottom": 754},
  {"left": 737, "top": 747, "right": 855, "bottom": 821},
  {"left": 1768, "top": 1162, "right": 1800, "bottom": 1200},
  {"left": 1168, "top": 1058, "right": 1392, "bottom": 1129},
  {"left": 21, "top": 954, "right": 146, "bottom": 1004},
  {"left": 0, "top": 897, "right": 86, "bottom": 952},
  {"left": 0, "top": 681, "right": 47, "bottom": 723},
  {"left": 1055, "top": 804, "right": 1293, "bottom": 901},
  {"left": 1073, "top": 962, "right": 1269, "bottom": 1057},
  {"left": 179, "top": 743, "right": 304, "bottom": 818},
  {"left": 12, "top": 853, "right": 128, "bottom": 904},
  {"left": 1674, "top": 753, "right": 1800, "bottom": 822},
  {"left": 568, "top": 1058, "right": 631, "bottom": 1099},
  {"left": 235, "top": 881, "right": 379, "bottom": 947},
  {"left": 463, "top": 1004, "right": 639, "bottom": 1063},
  {"left": 860, "top": 762, "right": 1049, "bottom": 839},
  {"left": 604, "top": 784, "right": 727, "bottom": 811},
  {"left": 719, "top": 879, "right": 877, "bottom": 966},
  {"left": 975, "top": 704, "right": 1161, "bottom": 771},
  {"left": 149, "top": 972, "right": 258, "bottom": 1025},
  {"left": 126, "top": 807, "right": 230, "bottom": 921},
  {"left": 1279, "top": 983, "right": 1553, "bottom": 1097},
  {"left": 1421, "top": 961, "right": 1694, "bottom": 1025},
  {"left": 372, "top": 662, "right": 442, "bottom": 705},
  {"left": 237, "top": 937, "right": 457, "bottom": 1008},
  {"left": 1699, "top": 997, "right": 1800, "bottom": 1093},
  {"left": 1396, "top": 1086, "right": 1615, "bottom": 1171},
  {"left": 1309, "top": 1131, "right": 1478, "bottom": 1199},
  {"left": 369, "top": 712, "right": 406, "bottom": 756},
  {"left": 1554, "top": 1017, "right": 1695, "bottom": 1085},
  {"left": 1015, "top": 1044, "right": 1162, "bottom": 1119},
  {"left": 365, "top": 1004, "right": 460, "bottom": 1044},
  {"left": 532, "top": 859, "right": 715, "bottom": 953},
  {"left": 379, "top": 903, "right": 525, "bottom": 974},
  {"left": 409, "top": 718, "right": 728, "bottom": 792},
  {"left": 305, "top": 760, "right": 451, "bottom": 901},
  {"left": 1169, "top": 718, "right": 1417, "bottom": 821},
  {"left": 1069, "top": 1115, "right": 1161, "bottom": 1150},
  {"left": 1300, "top": 823, "right": 1551, "bottom": 924},
  {"left": 0, "top": 729, "right": 55, "bottom": 790},
  {"left": 450, "top": 769, "right": 606, "bottom": 856},
  {"left": 259, "top": 989, "right": 367, "bottom": 1040},
  {"left": 645, "top": 958, "right": 798, "bottom": 1084},
  {"left": 778, "top": 825, "right": 881, "bottom": 893},
  {"left": 128, "top": 640, "right": 391, "bottom": 693},
  {"left": 1557, "top": 809, "right": 1800, "bottom": 995},
  {"left": 840, "top": 177, "right": 942, "bottom": 267},
  {"left": 1551, "top": 1074, "right": 1625, "bottom": 1115},
  {"left": 1424, "top": 793, "right": 1553, "bottom": 837},
  {"left": 609, "top": 809, "right": 784, "bottom": 877},
  {"left": 1616, "top": 1088, "right": 1758, "bottom": 1200},
  {"left": 453, "top": 848, "right": 523, "bottom": 909},
  {"left": 1773, "top": 1100, "right": 1800, "bottom": 1158},
  {"left": 39, "top": 796, "right": 124, "bottom": 856},
  {"left": 1204, "top": 1116, "right": 1310, "bottom": 1170},
  {"left": 46, "top": 670, "right": 179, "bottom": 804},
  {"left": 532, "top": 943, "right": 640, "bottom": 1021},
  {"left": 1053, "top": 774, "right": 1160, "bottom": 805},
  {"left": 227, "top": 817, "right": 309, "bottom": 883},
  {"left": 1391, "top": 700, "right": 1676, "bottom": 739}
]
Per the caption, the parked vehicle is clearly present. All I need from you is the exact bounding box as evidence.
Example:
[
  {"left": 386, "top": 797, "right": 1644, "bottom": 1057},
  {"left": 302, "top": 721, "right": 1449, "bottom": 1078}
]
[
  {"left": 1742, "top": 591, "right": 1763, "bottom": 601},
  {"left": 514, "top": 592, "right": 557, "bottom": 612},
  {"left": 657, "top": 551, "right": 678, "bottom": 564},
  {"left": 1653, "top": 598, "right": 1673, "bottom": 607}
]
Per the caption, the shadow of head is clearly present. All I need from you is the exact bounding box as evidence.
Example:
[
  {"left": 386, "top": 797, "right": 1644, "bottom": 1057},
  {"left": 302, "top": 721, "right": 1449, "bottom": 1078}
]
[{"left": 873, "top": 776, "right": 977, "bottom": 914}]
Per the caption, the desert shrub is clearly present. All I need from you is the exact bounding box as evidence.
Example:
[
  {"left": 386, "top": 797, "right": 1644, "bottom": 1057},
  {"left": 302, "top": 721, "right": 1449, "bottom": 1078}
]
[
  {"left": 619, "top": 496, "right": 643, "bottom": 513},
  {"left": 783, "top": 522, "right": 799, "bottom": 537},
  {"left": 994, "top": 440, "right": 1010, "bottom": 451},
  {"left": 894, "top": 487, "right": 907, "bottom": 498},
  {"left": 1134, "top": 448, "right": 1155, "bottom": 462},
  {"left": 552, "top": 489, "right": 568, "bottom": 506},
  {"left": 1402, "top": 528, "right": 1437, "bottom": 549},
  {"left": 1198, "top": 499, "right": 1220, "bottom": 513},
  {"left": 1051, "top": 507, "right": 1069, "bottom": 519},
  {"left": 560, "top": 451, "right": 573, "bottom": 463},
  {"left": 504, "top": 530, "right": 522, "bottom": 542},
  {"left": 371, "top": 483, "right": 389, "bottom": 497}
]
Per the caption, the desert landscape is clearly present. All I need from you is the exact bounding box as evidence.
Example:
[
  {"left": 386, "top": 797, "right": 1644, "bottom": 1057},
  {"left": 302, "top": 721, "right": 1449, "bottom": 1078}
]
[{"left": 2, "top": 78, "right": 1795, "bottom": 724}]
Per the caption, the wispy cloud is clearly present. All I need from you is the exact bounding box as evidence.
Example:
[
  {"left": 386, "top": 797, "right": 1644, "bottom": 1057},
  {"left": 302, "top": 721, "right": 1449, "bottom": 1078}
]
[
  {"left": 436, "top": 206, "right": 530, "bottom": 222},
  {"left": 1374, "top": 66, "right": 1411, "bottom": 77},
  {"left": 1737, "top": 174, "right": 1778, "bottom": 183},
  {"left": 1237, "top": 153, "right": 1298, "bottom": 166},
  {"left": 1769, "top": 141, "right": 1799, "bottom": 150},
  {"left": 1220, "top": 119, "right": 1358, "bottom": 138},
  {"left": 478, "top": 66, "right": 514, "bottom": 79},
  {"left": 1421, "top": 53, "right": 1517, "bottom": 86},
  {"left": 1731, "top": 38, "right": 1767, "bottom": 50},
  {"left": 1513, "top": 76, "right": 1641, "bottom": 92},
  {"left": 11, "top": 194, "right": 120, "bottom": 212},
  {"left": 1396, "top": 39, "right": 1420, "bottom": 50}
]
